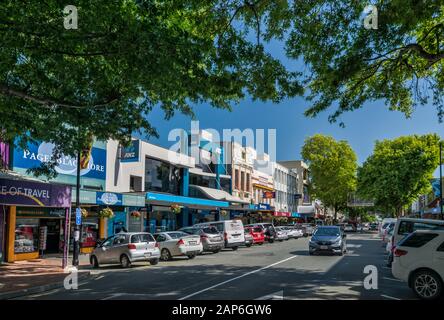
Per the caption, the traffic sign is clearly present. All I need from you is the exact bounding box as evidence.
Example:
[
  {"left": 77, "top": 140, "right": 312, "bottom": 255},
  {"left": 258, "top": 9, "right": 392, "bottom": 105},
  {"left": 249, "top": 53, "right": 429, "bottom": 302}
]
[{"left": 75, "top": 208, "right": 82, "bottom": 226}]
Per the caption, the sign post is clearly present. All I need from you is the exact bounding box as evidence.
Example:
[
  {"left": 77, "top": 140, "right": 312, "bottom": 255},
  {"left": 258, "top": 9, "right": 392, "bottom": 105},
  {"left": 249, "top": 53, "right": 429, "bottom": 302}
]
[
  {"left": 62, "top": 207, "right": 71, "bottom": 269},
  {"left": 39, "top": 226, "right": 47, "bottom": 258}
]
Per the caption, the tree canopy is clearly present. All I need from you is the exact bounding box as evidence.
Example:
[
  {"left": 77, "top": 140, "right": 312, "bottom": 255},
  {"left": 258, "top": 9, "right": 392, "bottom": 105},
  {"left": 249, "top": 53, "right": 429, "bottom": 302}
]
[
  {"left": 0, "top": 0, "right": 302, "bottom": 174},
  {"left": 301, "top": 134, "right": 357, "bottom": 221},
  {"left": 357, "top": 134, "right": 440, "bottom": 217}
]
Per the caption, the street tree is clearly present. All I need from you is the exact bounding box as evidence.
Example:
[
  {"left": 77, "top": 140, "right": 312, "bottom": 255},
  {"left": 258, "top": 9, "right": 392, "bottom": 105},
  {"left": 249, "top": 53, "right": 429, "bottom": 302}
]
[
  {"left": 301, "top": 134, "right": 358, "bottom": 222},
  {"left": 357, "top": 134, "right": 440, "bottom": 217},
  {"left": 0, "top": 1, "right": 303, "bottom": 176}
]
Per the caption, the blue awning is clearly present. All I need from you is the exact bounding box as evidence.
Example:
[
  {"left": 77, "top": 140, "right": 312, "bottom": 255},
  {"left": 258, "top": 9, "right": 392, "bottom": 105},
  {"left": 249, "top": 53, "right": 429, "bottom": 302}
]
[{"left": 146, "top": 192, "right": 229, "bottom": 208}]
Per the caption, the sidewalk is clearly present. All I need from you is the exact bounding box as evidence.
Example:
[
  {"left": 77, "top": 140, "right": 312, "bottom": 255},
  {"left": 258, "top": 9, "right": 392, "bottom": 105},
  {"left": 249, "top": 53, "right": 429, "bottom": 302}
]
[{"left": 0, "top": 254, "right": 92, "bottom": 299}]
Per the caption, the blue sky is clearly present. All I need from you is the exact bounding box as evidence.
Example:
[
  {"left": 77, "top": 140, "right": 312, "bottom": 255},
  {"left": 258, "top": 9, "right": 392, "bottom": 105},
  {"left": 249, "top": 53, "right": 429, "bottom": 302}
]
[{"left": 140, "top": 39, "right": 444, "bottom": 176}]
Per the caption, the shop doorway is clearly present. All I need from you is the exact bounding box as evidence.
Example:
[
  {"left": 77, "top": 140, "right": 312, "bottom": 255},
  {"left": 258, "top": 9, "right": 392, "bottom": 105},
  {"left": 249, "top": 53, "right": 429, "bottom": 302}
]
[{"left": 40, "top": 219, "right": 61, "bottom": 254}]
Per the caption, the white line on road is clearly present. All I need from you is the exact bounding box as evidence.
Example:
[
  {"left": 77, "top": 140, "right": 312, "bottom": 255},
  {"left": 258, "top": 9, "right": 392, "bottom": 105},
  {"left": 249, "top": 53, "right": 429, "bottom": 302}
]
[
  {"left": 178, "top": 255, "right": 298, "bottom": 300},
  {"left": 383, "top": 277, "right": 404, "bottom": 283},
  {"left": 381, "top": 294, "right": 401, "bottom": 300},
  {"left": 255, "top": 290, "right": 284, "bottom": 300}
]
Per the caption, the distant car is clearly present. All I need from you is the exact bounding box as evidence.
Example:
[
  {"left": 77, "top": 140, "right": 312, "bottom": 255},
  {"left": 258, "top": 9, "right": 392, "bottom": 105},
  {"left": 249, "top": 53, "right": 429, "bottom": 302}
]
[
  {"left": 274, "top": 227, "right": 289, "bottom": 241},
  {"left": 284, "top": 226, "right": 303, "bottom": 239},
  {"left": 246, "top": 223, "right": 276, "bottom": 243},
  {"left": 244, "top": 231, "right": 254, "bottom": 247},
  {"left": 179, "top": 226, "right": 224, "bottom": 253},
  {"left": 309, "top": 226, "right": 347, "bottom": 256},
  {"left": 195, "top": 220, "right": 246, "bottom": 250},
  {"left": 369, "top": 223, "right": 379, "bottom": 231},
  {"left": 379, "top": 218, "right": 397, "bottom": 237},
  {"left": 90, "top": 232, "right": 160, "bottom": 268},
  {"left": 356, "top": 224, "right": 363, "bottom": 232},
  {"left": 295, "top": 224, "right": 309, "bottom": 237},
  {"left": 154, "top": 231, "right": 203, "bottom": 261},
  {"left": 244, "top": 226, "right": 265, "bottom": 245},
  {"left": 392, "top": 230, "right": 444, "bottom": 300},
  {"left": 301, "top": 223, "right": 315, "bottom": 236},
  {"left": 362, "top": 223, "right": 370, "bottom": 232},
  {"left": 344, "top": 224, "right": 355, "bottom": 232},
  {"left": 382, "top": 222, "right": 396, "bottom": 245}
]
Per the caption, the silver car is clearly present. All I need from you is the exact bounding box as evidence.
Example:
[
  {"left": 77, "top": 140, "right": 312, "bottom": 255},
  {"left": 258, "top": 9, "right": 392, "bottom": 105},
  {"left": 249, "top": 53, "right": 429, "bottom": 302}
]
[
  {"left": 179, "top": 226, "right": 224, "bottom": 253},
  {"left": 90, "top": 232, "right": 160, "bottom": 268},
  {"left": 154, "top": 231, "right": 203, "bottom": 261},
  {"left": 274, "top": 227, "right": 290, "bottom": 241}
]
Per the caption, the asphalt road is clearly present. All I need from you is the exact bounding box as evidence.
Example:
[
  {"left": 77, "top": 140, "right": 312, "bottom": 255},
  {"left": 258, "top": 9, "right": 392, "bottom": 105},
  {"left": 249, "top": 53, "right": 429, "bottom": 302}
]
[{"left": 18, "top": 232, "right": 416, "bottom": 300}]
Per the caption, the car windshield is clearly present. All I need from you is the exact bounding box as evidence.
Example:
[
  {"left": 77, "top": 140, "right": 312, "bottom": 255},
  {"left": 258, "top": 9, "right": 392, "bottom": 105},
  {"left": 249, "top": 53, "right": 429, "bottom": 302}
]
[
  {"left": 167, "top": 232, "right": 188, "bottom": 239},
  {"left": 253, "top": 227, "right": 262, "bottom": 232},
  {"left": 314, "top": 228, "right": 341, "bottom": 237}
]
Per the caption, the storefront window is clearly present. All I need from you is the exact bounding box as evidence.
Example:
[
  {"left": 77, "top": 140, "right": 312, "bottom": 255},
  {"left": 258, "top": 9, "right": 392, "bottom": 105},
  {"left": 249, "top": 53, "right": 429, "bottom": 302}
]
[
  {"left": 150, "top": 208, "right": 177, "bottom": 232},
  {"left": 15, "top": 218, "right": 39, "bottom": 253},
  {"left": 129, "top": 215, "right": 142, "bottom": 232},
  {"left": 81, "top": 220, "right": 99, "bottom": 248}
]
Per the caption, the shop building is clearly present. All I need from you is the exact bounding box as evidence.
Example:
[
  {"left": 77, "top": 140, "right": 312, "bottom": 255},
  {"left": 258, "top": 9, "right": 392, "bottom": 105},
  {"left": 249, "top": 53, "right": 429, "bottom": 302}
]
[
  {"left": 273, "top": 162, "right": 299, "bottom": 214},
  {"left": 278, "top": 160, "right": 310, "bottom": 206},
  {"left": 0, "top": 171, "right": 71, "bottom": 264}
]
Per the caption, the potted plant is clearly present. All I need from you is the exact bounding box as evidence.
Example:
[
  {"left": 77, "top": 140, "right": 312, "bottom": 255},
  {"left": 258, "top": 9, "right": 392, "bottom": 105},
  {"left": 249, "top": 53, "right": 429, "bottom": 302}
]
[
  {"left": 98, "top": 207, "right": 114, "bottom": 219},
  {"left": 131, "top": 210, "right": 141, "bottom": 219},
  {"left": 170, "top": 204, "right": 182, "bottom": 214},
  {"left": 220, "top": 210, "right": 228, "bottom": 217},
  {"left": 81, "top": 208, "right": 88, "bottom": 218}
]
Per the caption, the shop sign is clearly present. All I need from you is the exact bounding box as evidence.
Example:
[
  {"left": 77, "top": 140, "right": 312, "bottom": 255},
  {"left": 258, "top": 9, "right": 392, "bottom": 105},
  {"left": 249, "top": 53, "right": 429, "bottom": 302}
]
[
  {"left": 274, "top": 211, "right": 291, "bottom": 217},
  {"left": 291, "top": 212, "right": 301, "bottom": 218},
  {"left": 16, "top": 207, "right": 66, "bottom": 217},
  {"left": 75, "top": 208, "right": 82, "bottom": 226},
  {"left": 256, "top": 203, "right": 271, "bottom": 211},
  {"left": 13, "top": 141, "right": 106, "bottom": 180},
  {"left": 96, "top": 192, "right": 123, "bottom": 206},
  {"left": 120, "top": 140, "right": 140, "bottom": 163},
  {"left": 263, "top": 191, "right": 275, "bottom": 199},
  {"left": 0, "top": 179, "right": 71, "bottom": 207}
]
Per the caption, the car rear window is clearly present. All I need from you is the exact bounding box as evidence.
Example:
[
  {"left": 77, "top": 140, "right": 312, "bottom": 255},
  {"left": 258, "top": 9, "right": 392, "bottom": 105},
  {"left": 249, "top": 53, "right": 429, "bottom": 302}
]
[
  {"left": 131, "top": 234, "right": 155, "bottom": 243},
  {"left": 202, "top": 227, "right": 219, "bottom": 234},
  {"left": 182, "top": 228, "right": 198, "bottom": 235},
  {"left": 168, "top": 232, "right": 188, "bottom": 239},
  {"left": 253, "top": 227, "right": 262, "bottom": 233},
  {"left": 208, "top": 223, "right": 224, "bottom": 232},
  {"left": 399, "top": 233, "right": 439, "bottom": 248},
  {"left": 398, "top": 221, "right": 444, "bottom": 235}
]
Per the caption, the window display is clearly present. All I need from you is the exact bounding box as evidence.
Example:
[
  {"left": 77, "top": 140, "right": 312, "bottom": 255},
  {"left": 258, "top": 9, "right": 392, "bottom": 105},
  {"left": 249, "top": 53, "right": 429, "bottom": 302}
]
[
  {"left": 15, "top": 218, "right": 39, "bottom": 253},
  {"left": 81, "top": 222, "right": 98, "bottom": 248}
]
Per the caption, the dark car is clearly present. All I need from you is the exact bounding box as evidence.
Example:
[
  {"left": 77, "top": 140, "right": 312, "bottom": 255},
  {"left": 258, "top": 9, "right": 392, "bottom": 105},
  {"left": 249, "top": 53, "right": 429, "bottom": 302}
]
[
  {"left": 179, "top": 226, "right": 224, "bottom": 253},
  {"left": 309, "top": 226, "right": 347, "bottom": 256}
]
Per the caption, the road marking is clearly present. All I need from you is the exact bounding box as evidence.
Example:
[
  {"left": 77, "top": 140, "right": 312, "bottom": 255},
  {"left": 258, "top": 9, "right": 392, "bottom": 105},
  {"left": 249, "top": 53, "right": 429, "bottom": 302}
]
[
  {"left": 178, "top": 255, "right": 298, "bottom": 300},
  {"left": 381, "top": 294, "right": 401, "bottom": 300},
  {"left": 255, "top": 290, "right": 284, "bottom": 300},
  {"left": 383, "top": 276, "right": 403, "bottom": 282}
]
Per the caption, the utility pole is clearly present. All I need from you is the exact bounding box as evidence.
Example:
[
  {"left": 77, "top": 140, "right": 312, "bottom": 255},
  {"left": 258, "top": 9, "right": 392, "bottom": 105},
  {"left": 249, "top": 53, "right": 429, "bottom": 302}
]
[
  {"left": 440, "top": 141, "right": 443, "bottom": 220},
  {"left": 72, "top": 146, "right": 81, "bottom": 266}
]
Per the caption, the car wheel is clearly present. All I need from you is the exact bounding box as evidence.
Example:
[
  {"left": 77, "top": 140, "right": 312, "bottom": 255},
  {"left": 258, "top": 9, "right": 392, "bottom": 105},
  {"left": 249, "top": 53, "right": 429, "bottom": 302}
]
[
  {"left": 90, "top": 255, "right": 99, "bottom": 268},
  {"left": 232, "top": 246, "right": 238, "bottom": 251},
  {"left": 120, "top": 254, "right": 131, "bottom": 268},
  {"left": 246, "top": 243, "right": 252, "bottom": 247},
  {"left": 160, "top": 249, "right": 172, "bottom": 261},
  {"left": 258, "top": 242, "right": 263, "bottom": 245},
  {"left": 187, "top": 254, "right": 196, "bottom": 259},
  {"left": 412, "top": 270, "right": 443, "bottom": 300},
  {"left": 149, "top": 259, "right": 159, "bottom": 266},
  {"left": 309, "top": 251, "right": 314, "bottom": 255},
  {"left": 212, "top": 249, "right": 221, "bottom": 254},
  {"left": 268, "top": 239, "right": 274, "bottom": 243}
]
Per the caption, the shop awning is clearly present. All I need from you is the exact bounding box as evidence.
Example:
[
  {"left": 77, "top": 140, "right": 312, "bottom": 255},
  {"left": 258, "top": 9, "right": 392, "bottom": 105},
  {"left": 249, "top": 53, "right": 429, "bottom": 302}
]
[
  {"left": 189, "top": 185, "right": 250, "bottom": 204},
  {"left": 252, "top": 183, "right": 274, "bottom": 191},
  {"left": 146, "top": 191, "right": 229, "bottom": 209}
]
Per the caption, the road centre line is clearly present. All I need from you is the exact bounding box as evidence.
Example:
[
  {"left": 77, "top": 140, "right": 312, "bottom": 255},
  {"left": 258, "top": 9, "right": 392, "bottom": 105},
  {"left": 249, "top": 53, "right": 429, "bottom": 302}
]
[
  {"left": 178, "top": 255, "right": 298, "bottom": 300},
  {"left": 381, "top": 294, "right": 401, "bottom": 300}
]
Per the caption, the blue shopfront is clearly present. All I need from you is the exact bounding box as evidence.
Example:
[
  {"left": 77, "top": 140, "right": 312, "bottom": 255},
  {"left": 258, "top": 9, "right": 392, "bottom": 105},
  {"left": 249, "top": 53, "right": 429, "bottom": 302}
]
[{"left": 145, "top": 192, "right": 229, "bottom": 233}]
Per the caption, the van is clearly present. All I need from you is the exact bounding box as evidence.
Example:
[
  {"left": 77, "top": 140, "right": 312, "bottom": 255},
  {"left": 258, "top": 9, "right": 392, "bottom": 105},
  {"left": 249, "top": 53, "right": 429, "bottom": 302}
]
[
  {"left": 379, "top": 218, "right": 397, "bottom": 237},
  {"left": 392, "top": 218, "right": 444, "bottom": 247},
  {"left": 194, "top": 220, "right": 245, "bottom": 251}
]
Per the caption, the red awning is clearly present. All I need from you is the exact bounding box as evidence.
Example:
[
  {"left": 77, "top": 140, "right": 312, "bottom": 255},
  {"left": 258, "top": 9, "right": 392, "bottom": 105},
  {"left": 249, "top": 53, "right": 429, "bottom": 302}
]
[{"left": 273, "top": 211, "right": 291, "bottom": 217}]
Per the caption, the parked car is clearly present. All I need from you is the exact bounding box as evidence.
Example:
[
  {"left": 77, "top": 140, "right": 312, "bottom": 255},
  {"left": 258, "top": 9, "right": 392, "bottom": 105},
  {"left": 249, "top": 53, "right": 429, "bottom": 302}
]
[
  {"left": 244, "top": 226, "right": 265, "bottom": 245},
  {"left": 379, "top": 218, "right": 397, "bottom": 237},
  {"left": 392, "top": 230, "right": 444, "bottom": 300},
  {"left": 195, "top": 220, "right": 245, "bottom": 250},
  {"left": 369, "top": 222, "right": 379, "bottom": 231},
  {"left": 274, "top": 226, "right": 290, "bottom": 241},
  {"left": 362, "top": 223, "right": 370, "bottom": 232},
  {"left": 301, "top": 223, "right": 315, "bottom": 236},
  {"left": 246, "top": 223, "right": 276, "bottom": 243},
  {"left": 179, "top": 226, "right": 224, "bottom": 253},
  {"left": 243, "top": 231, "right": 254, "bottom": 247},
  {"left": 284, "top": 226, "right": 303, "bottom": 239},
  {"left": 309, "top": 226, "right": 347, "bottom": 256},
  {"left": 382, "top": 222, "right": 396, "bottom": 245},
  {"left": 356, "top": 224, "right": 363, "bottom": 232},
  {"left": 392, "top": 218, "right": 444, "bottom": 249},
  {"left": 154, "top": 231, "right": 203, "bottom": 261},
  {"left": 295, "top": 224, "right": 309, "bottom": 237},
  {"left": 344, "top": 224, "right": 355, "bottom": 232},
  {"left": 90, "top": 232, "right": 160, "bottom": 268}
]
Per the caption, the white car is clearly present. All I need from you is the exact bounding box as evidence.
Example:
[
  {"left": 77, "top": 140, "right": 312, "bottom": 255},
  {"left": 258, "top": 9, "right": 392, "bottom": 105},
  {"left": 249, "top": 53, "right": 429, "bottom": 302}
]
[
  {"left": 283, "top": 226, "right": 302, "bottom": 239},
  {"left": 379, "top": 218, "right": 397, "bottom": 237},
  {"left": 195, "top": 220, "right": 245, "bottom": 250},
  {"left": 344, "top": 224, "right": 355, "bottom": 232},
  {"left": 392, "top": 218, "right": 444, "bottom": 249},
  {"left": 154, "top": 231, "right": 203, "bottom": 261},
  {"left": 274, "top": 227, "right": 289, "bottom": 241},
  {"left": 392, "top": 230, "right": 444, "bottom": 300}
]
